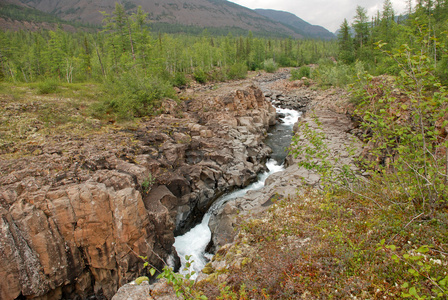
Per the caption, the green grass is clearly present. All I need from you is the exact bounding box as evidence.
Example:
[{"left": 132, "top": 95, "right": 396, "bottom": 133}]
[{"left": 0, "top": 81, "right": 107, "bottom": 156}]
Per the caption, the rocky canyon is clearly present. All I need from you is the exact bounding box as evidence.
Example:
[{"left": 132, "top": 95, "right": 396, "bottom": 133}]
[
  {"left": 0, "top": 75, "right": 279, "bottom": 299},
  {"left": 1, "top": 69, "right": 361, "bottom": 300}
]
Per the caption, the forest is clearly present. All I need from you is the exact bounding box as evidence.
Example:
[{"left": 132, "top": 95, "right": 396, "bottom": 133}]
[
  {"left": 337, "top": 0, "right": 448, "bottom": 82},
  {"left": 1, "top": 1, "right": 446, "bottom": 120},
  {"left": 0, "top": 3, "right": 337, "bottom": 119}
]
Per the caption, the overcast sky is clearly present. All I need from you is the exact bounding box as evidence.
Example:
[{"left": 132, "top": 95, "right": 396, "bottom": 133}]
[{"left": 228, "top": 0, "right": 415, "bottom": 33}]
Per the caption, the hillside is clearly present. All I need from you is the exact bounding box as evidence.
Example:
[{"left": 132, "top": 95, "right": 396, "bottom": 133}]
[
  {"left": 2, "top": 0, "right": 307, "bottom": 38},
  {"left": 0, "top": 3, "right": 99, "bottom": 31},
  {"left": 255, "top": 8, "right": 335, "bottom": 40}
]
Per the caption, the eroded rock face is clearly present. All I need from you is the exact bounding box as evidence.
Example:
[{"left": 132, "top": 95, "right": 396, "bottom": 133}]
[
  {"left": 208, "top": 87, "right": 363, "bottom": 252},
  {"left": 1, "top": 175, "right": 158, "bottom": 300},
  {"left": 0, "top": 84, "right": 276, "bottom": 299},
  {"left": 152, "top": 85, "right": 277, "bottom": 234}
]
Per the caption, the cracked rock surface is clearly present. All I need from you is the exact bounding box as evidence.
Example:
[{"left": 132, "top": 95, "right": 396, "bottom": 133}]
[{"left": 0, "top": 79, "right": 276, "bottom": 299}]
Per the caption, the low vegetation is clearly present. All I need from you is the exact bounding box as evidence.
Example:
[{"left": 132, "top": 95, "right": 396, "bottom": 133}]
[
  {"left": 0, "top": 3, "right": 336, "bottom": 122},
  {"left": 0, "top": 81, "right": 106, "bottom": 156},
  {"left": 196, "top": 186, "right": 447, "bottom": 299}
]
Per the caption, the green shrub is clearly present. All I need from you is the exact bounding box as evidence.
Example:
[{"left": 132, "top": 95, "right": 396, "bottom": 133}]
[
  {"left": 277, "top": 55, "right": 296, "bottom": 67},
  {"left": 263, "top": 59, "right": 278, "bottom": 73},
  {"left": 101, "top": 72, "right": 175, "bottom": 120},
  {"left": 173, "top": 72, "right": 188, "bottom": 87},
  {"left": 36, "top": 79, "right": 59, "bottom": 94},
  {"left": 287, "top": 39, "right": 448, "bottom": 299},
  {"left": 353, "top": 44, "right": 448, "bottom": 210},
  {"left": 300, "top": 65, "right": 311, "bottom": 78},
  {"left": 227, "top": 62, "right": 247, "bottom": 80},
  {"left": 193, "top": 68, "right": 207, "bottom": 84},
  {"left": 435, "top": 56, "right": 448, "bottom": 85},
  {"left": 208, "top": 68, "right": 227, "bottom": 82},
  {"left": 293, "top": 41, "right": 448, "bottom": 213},
  {"left": 291, "top": 65, "right": 311, "bottom": 80},
  {"left": 150, "top": 255, "right": 207, "bottom": 299},
  {"left": 141, "top": 173, "right": 155, "bottom": 194},
  {"left": 310, "top": 61, "right": 363, "bottom": 87}
]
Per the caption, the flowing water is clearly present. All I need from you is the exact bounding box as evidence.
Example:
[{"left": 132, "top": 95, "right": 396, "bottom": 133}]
[{"left": 174, "top": 107, "right": 301, "bottom": 277}]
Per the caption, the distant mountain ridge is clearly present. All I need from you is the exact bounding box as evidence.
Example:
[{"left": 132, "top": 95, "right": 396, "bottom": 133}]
[
  {"left": 255, "top": 9, "right": 335, "bottom": 40},
  {"left": 1, "top": 0, "right": 333, "bottom": 39}
]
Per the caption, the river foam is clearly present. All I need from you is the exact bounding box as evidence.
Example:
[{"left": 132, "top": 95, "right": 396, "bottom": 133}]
[{"left": 174, "top": 107, "right": 301, "bottom": 278}]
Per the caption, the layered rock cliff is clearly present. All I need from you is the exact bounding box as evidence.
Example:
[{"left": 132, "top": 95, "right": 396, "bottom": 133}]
[{"left": 0, "top": 83, "right": 276, "bottom": 300}]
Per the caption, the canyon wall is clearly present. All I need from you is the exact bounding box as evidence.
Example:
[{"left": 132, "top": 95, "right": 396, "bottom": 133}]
[
  {"left": 208, "top": 84, "right": 363, "bottom": 253},
  {"left": 0, "top": 84, "right": 276, "bottom": 300}
]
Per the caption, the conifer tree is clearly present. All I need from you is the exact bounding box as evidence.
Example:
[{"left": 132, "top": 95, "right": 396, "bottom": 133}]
[
  {"left": 338, "top": 19, "right": 354, "bottom": 64},
  {"left": 353, "top": 6, "right": 369, "bottom": 50}
]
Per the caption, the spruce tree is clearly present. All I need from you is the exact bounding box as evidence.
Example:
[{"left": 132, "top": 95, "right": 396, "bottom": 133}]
[
  {"left": 338, "top": 19, "right": 354, "bottom": 64},
  {"left": 352, "top": 5, "right": 369, "bottom": 59}
]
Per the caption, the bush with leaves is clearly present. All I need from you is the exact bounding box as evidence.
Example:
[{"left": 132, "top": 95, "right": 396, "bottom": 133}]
[
  {"left": 290, "top": 65, "right": 311, "bottom": 80},
  {"left": 377, "top": 241, "right": 448, "bottom": 299},
  {"left": 193, "top": 68, "right": 207, "bottom": 84},
  {"left": 101, "top": 71, "right": 175, "bottom": 120},
  {"left": 263, "top": 58, "right": 278, "bottom": 73},
  {"left": 352, "top": 40, "right": 448, "bottom": 212},
  {"left": 226, "top": 62, "right": 247, "bottom": 80},
  {"left": 172, "top": 72, "right": 188, "bottom": 87},
  {"left": 312, "top": 62, "right": 354, "bottom": 87},
  {"left": 288, "top": 34, "right": 448, "bottom": 300},
  {"left": 36, "top": 79, "right": 59, "bottom": 94},
  {"left": 290, "top": 113, "right": 360, "bottom": 194},
  {"left": 292, "top": 36, "right": 448, "bottom": 211},
  {"left": 145, "top": 255, "right": 207, "bottom": 300}
]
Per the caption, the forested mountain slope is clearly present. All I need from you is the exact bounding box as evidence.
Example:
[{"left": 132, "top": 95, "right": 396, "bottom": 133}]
[
  {"left": 2, "top": 0, "right": 309, "bottom": 38},
  {"left": 255, "top": 8, "right": 335, "bottom": 40}
]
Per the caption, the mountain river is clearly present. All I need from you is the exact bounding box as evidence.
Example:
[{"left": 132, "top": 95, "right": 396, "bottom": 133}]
[{"left": 173, "top": 107, "right": 301, "bottom": 278}]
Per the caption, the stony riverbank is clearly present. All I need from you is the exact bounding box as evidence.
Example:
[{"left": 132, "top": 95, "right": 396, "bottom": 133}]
[
  {"left": 205, "top": 79, "right": 363, "bottom": 275},
  {"left": 0, "top": 69, "right": 363, "bottom": 299}
]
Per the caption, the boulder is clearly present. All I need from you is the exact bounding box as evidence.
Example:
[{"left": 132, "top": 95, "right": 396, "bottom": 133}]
[{"left": 0, "top": 177, "right": 162, "bottom": 300}]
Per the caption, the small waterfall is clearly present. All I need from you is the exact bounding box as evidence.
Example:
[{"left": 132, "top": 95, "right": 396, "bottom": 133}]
[{"left": 174, "top": 107, "right": 301, "bottom": 278}]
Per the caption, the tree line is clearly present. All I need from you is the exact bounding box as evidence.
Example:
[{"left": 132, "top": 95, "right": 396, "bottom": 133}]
[
  {"left": 338, "top": 0, "right": 448, "bottom": 83},
  {"left": 0, "top": 3, "right": 338, "bottom": 118},
  {"left": 0, "top": 3, "right": 336, "bottom": 85}
]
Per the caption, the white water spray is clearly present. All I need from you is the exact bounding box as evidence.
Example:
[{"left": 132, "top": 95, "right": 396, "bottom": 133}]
[{"left": 174, "top": 108, "right": 301, "bottom": 278}]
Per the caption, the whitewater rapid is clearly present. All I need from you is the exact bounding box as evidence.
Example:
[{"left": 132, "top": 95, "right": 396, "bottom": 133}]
[{"left": 173, "top": 107, "right": 301, "bottom": 278}]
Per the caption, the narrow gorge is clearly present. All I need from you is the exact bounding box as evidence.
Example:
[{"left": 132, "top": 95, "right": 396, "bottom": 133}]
[
  {"left": 112, "top": 71, "right": 363, "bottom": 300},
  {"left": 174, "top": 107, "right": 301, "bottom": 277},
  {"left": 0, "top": 71, "right": 308, "bottom": 300}
]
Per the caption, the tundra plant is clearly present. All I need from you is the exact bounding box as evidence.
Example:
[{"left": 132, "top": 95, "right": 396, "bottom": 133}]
[
  {"left": 290, "top": 114, "right": 359, "bottom": 194},
  {"left": 147, "top": 255, "right": 207, "bottom": 300}
]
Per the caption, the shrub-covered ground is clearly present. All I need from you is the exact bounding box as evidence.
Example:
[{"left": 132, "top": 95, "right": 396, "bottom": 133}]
[{"left": 197, "top": 186, "right": 448, "bottom": 299}]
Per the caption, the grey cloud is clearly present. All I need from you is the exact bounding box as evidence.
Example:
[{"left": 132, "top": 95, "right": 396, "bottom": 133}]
[{"left": 230, "top": 0, "right": 412, "bottom": 32}]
